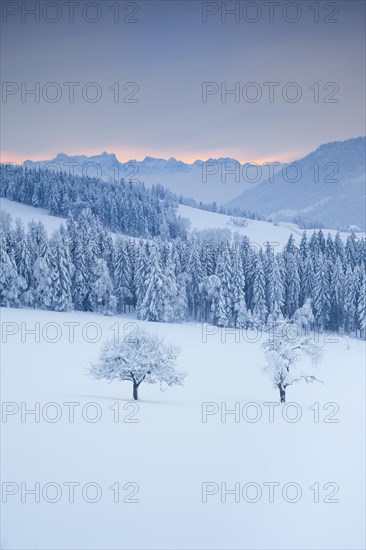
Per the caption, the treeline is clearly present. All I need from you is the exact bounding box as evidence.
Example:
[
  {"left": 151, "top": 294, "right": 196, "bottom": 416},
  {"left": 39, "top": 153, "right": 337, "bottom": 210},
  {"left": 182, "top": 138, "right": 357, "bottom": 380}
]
[
  {"left": 0, "top": 164, "right": 187, "bottom": 240},
  {"left": 175, "top": 191, "right": 266, "bottom": 220},
  {"left": 1, "top": 209, "right": 365, "bottom": 337}
]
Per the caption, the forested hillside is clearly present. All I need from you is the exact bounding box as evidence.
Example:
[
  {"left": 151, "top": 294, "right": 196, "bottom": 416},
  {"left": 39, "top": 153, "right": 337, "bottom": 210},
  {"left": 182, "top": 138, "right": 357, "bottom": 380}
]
[
  {"left": 0, "top": 164, "right": 187, "bottom": 239},
  {"left": 1, "top": 207, "right": 365, "bottom": 337}
]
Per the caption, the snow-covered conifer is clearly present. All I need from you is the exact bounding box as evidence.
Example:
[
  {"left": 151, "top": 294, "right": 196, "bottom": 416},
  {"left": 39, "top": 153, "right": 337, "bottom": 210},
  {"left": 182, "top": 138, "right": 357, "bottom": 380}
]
[
  {"left": 51, "top": 231, "right": 73, "bottom": 311},
  {"left": 251, "top": 254, "right": 267, "bottom": 326},
  {"left": 90, "top": 258, "right": 116, "bottom": 315},
  {"left": 313, "top": 254, "right": 330, "bottom": 330},
  {"left": 0, "top": 229, "right": 24, "bottom": 306}
]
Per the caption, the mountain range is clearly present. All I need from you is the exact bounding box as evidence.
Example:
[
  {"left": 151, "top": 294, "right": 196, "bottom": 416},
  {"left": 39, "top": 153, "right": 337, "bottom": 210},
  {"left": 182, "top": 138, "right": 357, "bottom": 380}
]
[
  {"left": 24, "top": 153, "right": 283, "bottom": 205},
  {"left": 226, "top": 136, "right": 366, "bottom": 230},
  {"left": 23, "top": 136, "right": 365, "bottom": 230}
]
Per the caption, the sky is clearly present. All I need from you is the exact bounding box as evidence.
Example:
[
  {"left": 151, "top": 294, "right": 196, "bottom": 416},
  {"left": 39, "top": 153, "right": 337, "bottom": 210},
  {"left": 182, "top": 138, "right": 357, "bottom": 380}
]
[{"left": 1, "top": 0, "right": 365, "bottom": 163}]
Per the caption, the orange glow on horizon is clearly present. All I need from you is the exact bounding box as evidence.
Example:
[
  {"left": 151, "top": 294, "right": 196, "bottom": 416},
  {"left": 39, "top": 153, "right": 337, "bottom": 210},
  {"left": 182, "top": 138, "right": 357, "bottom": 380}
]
[{"left": 0, "top": 147, "right": 304, "bottom": 165}]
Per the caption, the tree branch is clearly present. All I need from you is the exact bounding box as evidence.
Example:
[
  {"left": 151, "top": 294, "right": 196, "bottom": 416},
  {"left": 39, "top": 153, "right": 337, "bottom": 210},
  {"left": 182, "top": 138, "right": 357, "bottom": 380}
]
[{"left": 289, "top": 375, "right": 324, "bottom": 386}]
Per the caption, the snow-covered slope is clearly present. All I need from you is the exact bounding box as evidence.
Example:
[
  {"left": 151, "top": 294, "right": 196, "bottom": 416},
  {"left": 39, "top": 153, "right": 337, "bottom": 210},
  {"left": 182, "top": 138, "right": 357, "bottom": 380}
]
[
  {"left": 227, "top": 137, "right": 366, "bottom": 230},
  {"left": 22, "top": 137, "right": 366, "bottom": 220},
  {"left": 1, "top": 307, "right": 365, "bottom": 550},
  {"left": 1, "top": 198, "right": 364, "bottom": 248},
  {"left": 178, "top": 204, "right": 365, "bottom": 247},
  {"left": 1, "top": 198, "right": 66, "bottom": 234}
]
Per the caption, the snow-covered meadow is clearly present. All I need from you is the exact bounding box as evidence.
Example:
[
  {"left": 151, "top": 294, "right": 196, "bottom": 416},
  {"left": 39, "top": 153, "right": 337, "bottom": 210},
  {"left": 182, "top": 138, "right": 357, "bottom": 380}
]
[
  {"left": 1, "top": 307, "right": 365, "bottom": 549},
  {"left": 2, "top": 0, "right": 365, "bottom": 545},
  {"left": 2, "top": 198, "right": 364, "bottom": 250},
  {"left": 178, "top": 204, "right": 366, "bottom": 246}
]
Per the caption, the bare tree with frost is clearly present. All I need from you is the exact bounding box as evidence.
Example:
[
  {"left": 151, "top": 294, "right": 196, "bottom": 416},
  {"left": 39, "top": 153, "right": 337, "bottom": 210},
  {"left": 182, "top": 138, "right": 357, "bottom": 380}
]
[
  {"left": 90, "top": 329, "right": 186, "bottom": 400},
  {"left": 262, "top": 321, "right": 323, "bottom": 403}
]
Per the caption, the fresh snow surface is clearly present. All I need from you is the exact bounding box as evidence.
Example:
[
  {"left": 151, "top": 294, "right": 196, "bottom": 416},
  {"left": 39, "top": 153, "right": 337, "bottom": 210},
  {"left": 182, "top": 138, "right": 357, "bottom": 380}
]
[
  {"left": 1, "top": 307, "right": 365, "bottom": 550},
  {"left": 1, "top": 198, "right": 364, "bottom": 249},
  {"left": 0, "top": 199, "right": 129, "bottom": 242},
  {"left": 178, "top": 204, "right": 365, "bottom": 248},
  {"left": 1, "top": 198, "right": 66, "bottom": 234}
]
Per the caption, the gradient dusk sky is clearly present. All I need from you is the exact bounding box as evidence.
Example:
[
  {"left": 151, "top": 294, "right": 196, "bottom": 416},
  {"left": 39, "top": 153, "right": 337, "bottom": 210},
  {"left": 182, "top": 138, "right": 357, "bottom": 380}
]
[{"left": 1, "top": 0, "right": 365, "bottom": 163}]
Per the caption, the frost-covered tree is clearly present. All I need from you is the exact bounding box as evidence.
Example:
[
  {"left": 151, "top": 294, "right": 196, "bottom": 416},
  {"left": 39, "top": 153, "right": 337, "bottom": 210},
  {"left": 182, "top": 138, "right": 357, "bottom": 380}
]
[
  {"left": 26, "top": 223, "right": 55, "bottom": 309},
  {"left": 235, "top": 297, "right": 252, "bottom": 329},
  {"left": 334, "top": 231, "right": 345, "bottom": 266},
  {"left": 139, "top": 245, "right": 185, "bottom": 323},
  {"left": 317, "top": 230, "right": 326, "bottom": 254},
  {"left": 343, "top": 265, "right": 357, "bottom": 334},
  {"left": 84, "top": 237, "right": 103, "bottom": 312},
  {"left": 51, "top": 230, "right": 73, "bottom": 311},
  {"left": 212, "top": 284, "right": 229, "bottom": 327},
  {"left": 32, "top": 256, "right": 54, "bottom": 309},
  {"left": 283, "top": 252, "right": 300, "bottom": 318},
  {"left": 357, "top": 269, "right": 366, "bottom": 338},
  {"left": 90, "top": 258, "right": 116, "bottom": 315},
  {"left": 0, "top": 229, "right": 24, "bottom": 306},
  {"left": 201, "top": 240, "right": 217, "bottom": 276},
  {"left": 345, "top": 232, "right": 358, "bottom": 267},
  {"left": 90, "top": 329, "right": 186, "bottom": 400},
  {"left": 175, "top": 272, "right": 189, "bottom": 322},
  {"left": 266, "top": 256, "right": 284, "bottom": 322},
  {"left": 292, "top": 298, "right": 314, "bottom": 335},
  {"left": 313, "top": 254, "right": 330, "bottom": 330},
  {"left": 263, "top": 322, "right": 323, "bottom": 403},
  {"left": 137, "top": 244, "right": 165, "bottom": 322},
  {"left": 243, "top": 246, "right": 257, "bottom": 310},
  {"left": 309, "top": 232, "right": 320, "bottom": 256},
  {"left": 299, "top": 231, "right": 308, "bottom": 260},
  {"left": 66, "top": 212, "right": 77, "bottom": 258},
  {"left": 232, "top": 248, "right": 246, "bottom": 326},
  {"left": 300, "top": 254, "right": 315, "bottom": 303},
  {"left": 325, "top": 233, "right": 336, "bottom": 263},
  {"left": 114, "top": 238, "right": 133, "bottom": 313},
  {"left": 27, "top": 221, "right": 49, "bottom": 260},
  {"left": 187, "top": 244, "right": 204, "bottom": 318},
  {"left": 71, "top": 235, "right": 88, "bottom": 310},
  {"left": 215, "top": 243, "right": 234, "bottom": 323},
  {"left": 251, "top": 254, "right": 267, "bottom": 326},
  {"left": 328, "top": 257, "right": 345, "bottom": 331},
  {"left": 16, "top": 233, "right": 33, "bottom": 304},
  {"left": 199, "top": 274, "right": 221, "bottom": 322},
  {"left": 133, "top": 242, "right": 147, "bottom": 305},
  {"left": 160, "top": 248, "right": 187, "bottom": 322}
]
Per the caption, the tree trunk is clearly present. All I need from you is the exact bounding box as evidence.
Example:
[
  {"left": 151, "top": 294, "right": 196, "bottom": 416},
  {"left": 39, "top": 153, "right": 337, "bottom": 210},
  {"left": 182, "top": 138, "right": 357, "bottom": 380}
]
[
  {"left": 133, "top": 381, "right": 139, "bottom": 400},
  {"left": 278, "top": 384, "right": 286, "bottom": 403}
]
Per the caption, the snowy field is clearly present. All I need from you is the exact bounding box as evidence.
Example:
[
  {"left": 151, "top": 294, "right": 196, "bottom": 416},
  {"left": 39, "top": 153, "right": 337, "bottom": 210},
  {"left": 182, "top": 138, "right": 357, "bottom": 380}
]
[
  {"left": 1, "top": 199, "right": 364, "bottom": 250},
  {"left": 0, "top": 199, "right": 66, "bottom": 235},
  {"left": 1, "top": 307, "right": 365, "bottom": 550},
  {"left": 178, "top": 204, "right": 366, "bottom": 247}
]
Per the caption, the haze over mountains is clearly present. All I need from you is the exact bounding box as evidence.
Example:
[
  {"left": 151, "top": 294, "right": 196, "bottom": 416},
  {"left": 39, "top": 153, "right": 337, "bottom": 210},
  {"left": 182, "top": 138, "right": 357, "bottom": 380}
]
[
  {"left": 22, "top": 136, "right": 366, "bottom": 230},
  {"left": 227, "top": 137, "right": 366, "bottom": 230},
  {"left": 24, "top": 153, "right": 283, "bottom": 205}
]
